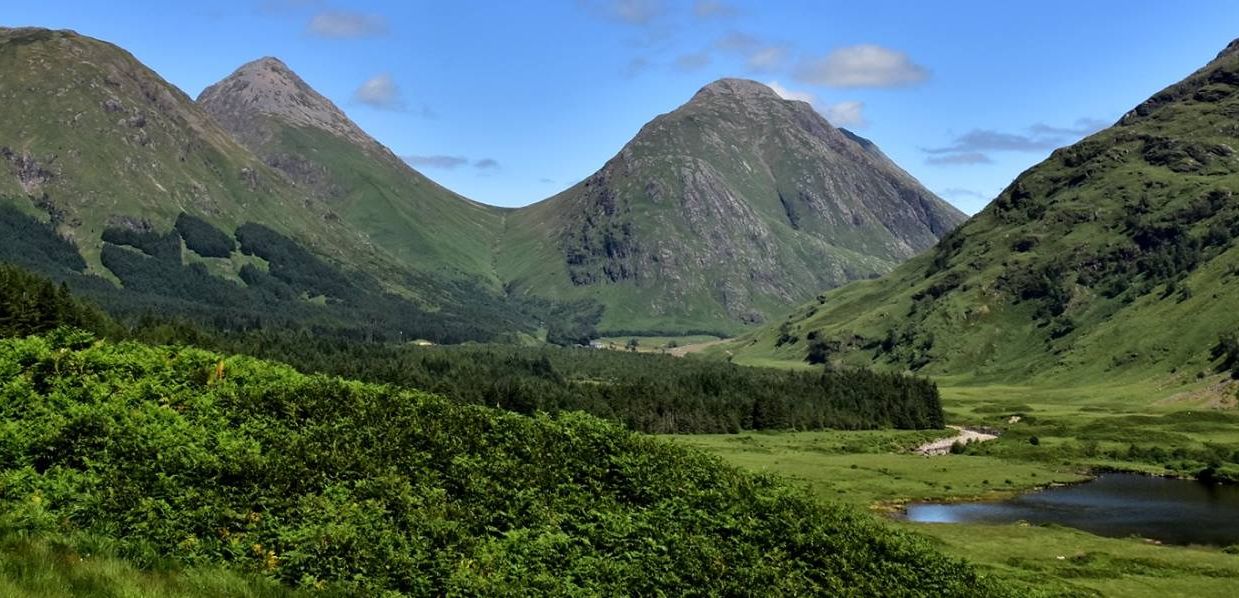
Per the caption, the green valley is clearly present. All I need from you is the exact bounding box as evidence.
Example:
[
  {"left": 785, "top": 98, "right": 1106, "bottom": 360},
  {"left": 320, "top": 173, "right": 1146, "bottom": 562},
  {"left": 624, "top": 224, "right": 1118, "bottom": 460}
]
[{"left": 1, "top": 8, "right": 1238, "bottom": 598}]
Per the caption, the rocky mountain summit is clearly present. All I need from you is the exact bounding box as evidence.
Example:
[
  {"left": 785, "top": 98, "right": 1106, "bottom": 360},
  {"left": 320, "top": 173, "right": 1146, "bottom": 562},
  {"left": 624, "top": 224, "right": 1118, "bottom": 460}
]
[
  {"left": 198, "top": 57, "right": 391, "bottom": 161},
  {"left": 499, "top": 78, "right": 965, "bottom": 332}
]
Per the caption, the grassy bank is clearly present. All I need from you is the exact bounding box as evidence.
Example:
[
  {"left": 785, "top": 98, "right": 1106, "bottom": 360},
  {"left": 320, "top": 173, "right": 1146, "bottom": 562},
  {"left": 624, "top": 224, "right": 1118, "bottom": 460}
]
[{"left": 667, "top": 380, "right": 1239, "bottom": 597}]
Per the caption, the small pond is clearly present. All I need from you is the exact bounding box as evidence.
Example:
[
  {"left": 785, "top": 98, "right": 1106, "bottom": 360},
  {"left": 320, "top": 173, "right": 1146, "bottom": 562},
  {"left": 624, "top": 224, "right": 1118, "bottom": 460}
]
[{"left": 903, "top": 473, "right": 1239, "bottom": 546}]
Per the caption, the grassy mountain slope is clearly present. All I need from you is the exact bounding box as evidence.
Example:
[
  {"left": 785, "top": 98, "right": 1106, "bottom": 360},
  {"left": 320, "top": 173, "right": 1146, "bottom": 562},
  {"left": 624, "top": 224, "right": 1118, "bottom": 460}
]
[
  {"left": 0, "top": 28, "right": 548, "bottom": 342},
  {"left": 728, "top": 38, "right": 1239, "bottom": 386},
  {"left": 0, "top": 28, "right": 366, "bottom": 274},
  {"left": 500, "top": 79, "right": 966, "bottom": 335},
  {"left": 196, "top": 58, "right": 505, "bottom": 279},
  {"left": 0, "top": 331, "right": 1008, "bottom": 596}
]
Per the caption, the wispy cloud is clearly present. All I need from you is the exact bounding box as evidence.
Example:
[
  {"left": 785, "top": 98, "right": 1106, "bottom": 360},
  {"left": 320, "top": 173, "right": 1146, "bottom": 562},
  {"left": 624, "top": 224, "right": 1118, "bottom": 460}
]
[
  {"left": 353, "top": 73, "right": 405, "bottom": 110},
  {"left": 674, "top": 51, "right": 712, "bottom": 71},
  {"left": 766, "top": 81, "right": 815, "bottom": 104},
  {"left": 922, "top": 119, "right": 1106, "bottom": 166},
  {"left": 258, "top": 0, "right": 322, "bottom": 14},
  {"left": 767, "top": 81, "right": 867, "bottom": 128},
  {"left": 820, "top": 100, "right": 867, "bottom": 128},
  {"left": 580, "top": 0, "right": 665, "bottom": 25},
  {"left": 925, "top": 130, "right": 1064, "bottom": 154},
  {"left": 716, "top": 32, "right": 789, "bottom": 74},
  {"left": 940, "top": 187, "right": 987, "bottom": 200},
  {"left": 746, "top": 46, "right": 788, "bottom": 72},
  {"left": 404, "top": 155, "right": 468, "bottom": 169},
  {"left": 926, "top": 152, "right": 993, "bottom": 166},
  {"left": 306, "top": 10, "right": 387, "bottom": 38},
  {"left": 692, "top": 0, "right": 736, "bottom": 19},
  {"left": 622, "top": 57, "right": 652, "bottom": 78},
  {"left": 1028, "top": 118, "right": 1109, "bottom": 137},
  {"left": 795, "top": 45, "right": 928, "bottom": 88},
  {"left": 715, "top": 31, "right": 759, "bottom": 52},
  {"left": 403, "top": 155, "right": 500, "bottom": 171}
]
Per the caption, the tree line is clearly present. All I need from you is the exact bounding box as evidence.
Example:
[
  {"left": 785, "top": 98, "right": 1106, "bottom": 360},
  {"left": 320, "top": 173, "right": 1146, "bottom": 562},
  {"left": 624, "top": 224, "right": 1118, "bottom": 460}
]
[{"left": 1, "top": 260, "right": 945, "bottom": 433}]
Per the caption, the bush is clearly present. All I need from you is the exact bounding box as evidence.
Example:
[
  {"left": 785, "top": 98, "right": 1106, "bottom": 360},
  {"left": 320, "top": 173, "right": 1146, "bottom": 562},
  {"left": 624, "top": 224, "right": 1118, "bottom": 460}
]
[{"left": 0, "top": 334, "right": 1008, "bottom": 596}]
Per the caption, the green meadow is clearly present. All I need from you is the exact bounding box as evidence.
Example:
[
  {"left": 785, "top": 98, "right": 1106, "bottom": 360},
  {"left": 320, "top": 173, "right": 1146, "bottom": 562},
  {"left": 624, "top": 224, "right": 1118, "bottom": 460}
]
[{"left": 668, "top": 379, "right": 1239, "bottom": 597}]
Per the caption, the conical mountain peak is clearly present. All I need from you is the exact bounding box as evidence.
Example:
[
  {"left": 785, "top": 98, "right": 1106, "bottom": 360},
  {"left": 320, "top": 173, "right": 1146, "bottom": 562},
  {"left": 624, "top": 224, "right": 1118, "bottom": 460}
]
[
  {"left": 198, "top": 56, "right": 377, "bottom": 151},
  {"left": 693, "top": 78, "right": 782, "bottom": 101}
]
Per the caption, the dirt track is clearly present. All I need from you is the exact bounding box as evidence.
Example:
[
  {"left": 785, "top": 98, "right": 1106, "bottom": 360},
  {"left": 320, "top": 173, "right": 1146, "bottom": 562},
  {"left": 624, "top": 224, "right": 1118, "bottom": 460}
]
[{"left": 915, "top": 425, "right": 998, "bottom": 456}]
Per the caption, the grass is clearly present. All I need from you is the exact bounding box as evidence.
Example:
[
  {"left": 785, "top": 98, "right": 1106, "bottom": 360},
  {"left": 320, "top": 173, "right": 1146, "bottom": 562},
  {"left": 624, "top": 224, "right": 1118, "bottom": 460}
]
[
  {"left": 666, "top": 378, "right": 1239, "bottom": 597},
  {"left": 667, "top": 429, "right": 1087, "bottom": 508},
  {"left": 910, "top": 523, "right": 1239, "bottom": 598},
  {"left": 723, "top": 42, "right": 1239, "bottom": 389},
  {"left": 594, "top": 335, "right": 722, "bottom": 352},
  {"left": 0, "top": 534, "right": 300, "bottom": 598}
]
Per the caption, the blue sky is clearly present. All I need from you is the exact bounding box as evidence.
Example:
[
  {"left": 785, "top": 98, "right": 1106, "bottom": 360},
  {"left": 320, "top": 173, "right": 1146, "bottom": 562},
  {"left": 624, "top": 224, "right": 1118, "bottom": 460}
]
[{"left": 6, "top": 1, "right": 1238, "bottom": 212}]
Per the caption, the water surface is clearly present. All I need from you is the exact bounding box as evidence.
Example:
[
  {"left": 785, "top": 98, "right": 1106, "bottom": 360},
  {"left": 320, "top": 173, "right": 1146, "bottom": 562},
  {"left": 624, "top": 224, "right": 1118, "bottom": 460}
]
[{"left": 904, "top": 473, "right": 1239, "bottom": 545}]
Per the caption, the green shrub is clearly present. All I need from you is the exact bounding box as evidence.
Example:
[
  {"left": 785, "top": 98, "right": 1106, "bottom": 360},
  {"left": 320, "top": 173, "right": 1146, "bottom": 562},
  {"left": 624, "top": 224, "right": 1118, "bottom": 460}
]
[{"left": 0, "top": 333, "right": 1009, "bottom": 596}]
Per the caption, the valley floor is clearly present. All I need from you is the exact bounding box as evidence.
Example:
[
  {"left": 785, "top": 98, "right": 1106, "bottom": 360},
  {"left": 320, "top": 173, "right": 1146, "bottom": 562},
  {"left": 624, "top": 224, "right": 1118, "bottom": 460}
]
[{"left": 667, "top": 380, "right": 1239, "bottom": 597}]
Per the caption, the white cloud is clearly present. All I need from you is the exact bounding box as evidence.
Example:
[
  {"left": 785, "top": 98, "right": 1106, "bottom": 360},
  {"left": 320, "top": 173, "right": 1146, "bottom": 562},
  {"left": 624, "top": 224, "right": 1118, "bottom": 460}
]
[
  {"left": 767, "top": 82, "right": 867, "bottom": 128},
  {"left": 795, "top": 45, "right": 929, "bottom": 88},
  {"left": 353, "top": 73, "right": 405, "bottom": 110},
  {"left": 820, "top": 100, "right": 867, "bottom": 128},
  {"left": 307, "top": 10, "right": 388, "bottom": 38},
  {"left": 766, "top": 81, "right": 816, "bottom": 104}
]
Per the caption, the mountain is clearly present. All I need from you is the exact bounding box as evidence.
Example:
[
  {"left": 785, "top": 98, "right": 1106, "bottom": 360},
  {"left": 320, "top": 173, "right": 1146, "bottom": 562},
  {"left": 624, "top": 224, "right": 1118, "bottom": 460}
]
[
  {"left": 197, "top": 57, "right": 503, "bottom": 278},
  {"left": 0, "top": 28, "right": 359, "bottom": 270},
  {"left": 729, "top": 39, "right": 1239, "bottom": 385},
  {"left": 0, "top": 28, "right": 964, "bottom": 340},
  {"left": 0, "top": 27, "right": 540, "bottom": 343},
  {"left": 498, "top": 79, "right": 966, "bottom": 334}
]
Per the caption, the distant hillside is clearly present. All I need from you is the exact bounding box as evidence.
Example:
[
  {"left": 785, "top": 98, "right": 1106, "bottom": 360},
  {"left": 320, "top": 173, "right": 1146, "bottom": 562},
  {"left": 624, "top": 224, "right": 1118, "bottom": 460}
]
[
  {"left": 500, "top": 79, "right": 965, "bottom": 335},
  {"left": 0, "top": 28, "right": 352, "bottom": 270},
  {"left": 197, "top": 57, "right": 504, "bottom": 278},
  {"left": 0, "top": 27, "right": 547, "bottom": 343},
  {"left": 730, "top": 38, "right": 1239, "bottom": 386}
]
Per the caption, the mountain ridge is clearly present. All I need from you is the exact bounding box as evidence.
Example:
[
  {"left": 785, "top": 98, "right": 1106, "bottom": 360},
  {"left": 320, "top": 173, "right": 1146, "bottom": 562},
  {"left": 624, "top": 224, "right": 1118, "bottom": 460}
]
[
  {"left": 727, "top": 38, "right": 1239, "bottom": 385},
  {"left": 1, "top": 26, "right": 967, "bottom": 338}
]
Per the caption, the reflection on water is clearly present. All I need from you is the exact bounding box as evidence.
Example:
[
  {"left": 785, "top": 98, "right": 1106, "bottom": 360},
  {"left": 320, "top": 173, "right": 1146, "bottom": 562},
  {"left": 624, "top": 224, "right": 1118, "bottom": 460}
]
[{"left": 904, "top": 473, "right": 1239, "bottom": 545}]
